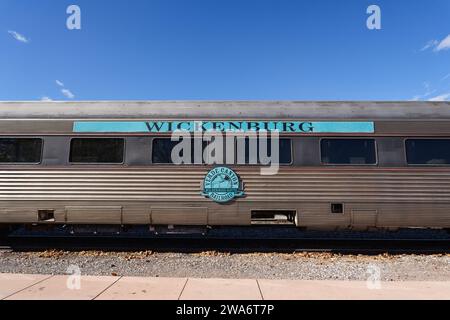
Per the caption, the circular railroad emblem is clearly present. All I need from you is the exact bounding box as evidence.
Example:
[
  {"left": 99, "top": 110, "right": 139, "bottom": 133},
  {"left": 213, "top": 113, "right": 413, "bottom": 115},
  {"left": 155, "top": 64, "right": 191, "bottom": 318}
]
[{"left": 202, "top": 167, "right": 244, "bottom": 203}]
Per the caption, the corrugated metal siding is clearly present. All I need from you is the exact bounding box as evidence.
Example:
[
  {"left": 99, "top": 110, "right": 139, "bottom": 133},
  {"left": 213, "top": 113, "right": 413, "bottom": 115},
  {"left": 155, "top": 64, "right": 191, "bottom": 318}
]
[
  {"left": 0, "top": 167, "right": 450, "bottom": 202},
  {"left": 0, "top": 167, "right": 449, "bottom": 228}
]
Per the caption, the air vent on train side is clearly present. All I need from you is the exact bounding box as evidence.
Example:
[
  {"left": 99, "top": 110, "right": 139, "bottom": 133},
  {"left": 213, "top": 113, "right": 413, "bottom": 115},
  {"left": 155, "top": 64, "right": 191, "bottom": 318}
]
[
  {"left": 38, "top": 209, "right": 55, "bottom": 222},
  {"left": 251, "top": 210, "right": 296, "bottom": 225}
]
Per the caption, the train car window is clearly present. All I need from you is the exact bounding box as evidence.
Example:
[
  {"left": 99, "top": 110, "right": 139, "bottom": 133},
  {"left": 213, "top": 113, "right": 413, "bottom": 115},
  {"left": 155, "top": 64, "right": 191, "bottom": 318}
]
[
  {"left": 242, "top": 138, "right": 292, "bottom": 164},
  {"left": 0, "top": 138, "right": 42, "bottom": 163},
  {"left": 152, "top": 138, "right": 209, "bottom": 164},
  {"left": 70, "top": 138, "right": 124, "bottom": 163},
  {"left": 321, "top": 139, "right": 376, "bottom": 165},
  {"left": 152, "top": 139, "right": 179, "bottom": 164},
  {"left": 406, "top": 139, "right": 450, "bottom": 165}
]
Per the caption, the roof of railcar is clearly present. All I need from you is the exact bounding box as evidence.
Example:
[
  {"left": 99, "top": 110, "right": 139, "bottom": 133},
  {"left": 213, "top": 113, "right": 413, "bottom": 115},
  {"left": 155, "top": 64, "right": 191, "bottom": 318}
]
[{"left": 0, "top": 101, "right": 449, "bottom": 120}]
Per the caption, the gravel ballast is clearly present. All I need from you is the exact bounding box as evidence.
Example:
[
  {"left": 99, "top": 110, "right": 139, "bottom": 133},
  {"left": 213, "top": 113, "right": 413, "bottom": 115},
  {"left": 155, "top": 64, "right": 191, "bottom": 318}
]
[{"left": 0, "top": 250, "right": 448, "bottom": 281}]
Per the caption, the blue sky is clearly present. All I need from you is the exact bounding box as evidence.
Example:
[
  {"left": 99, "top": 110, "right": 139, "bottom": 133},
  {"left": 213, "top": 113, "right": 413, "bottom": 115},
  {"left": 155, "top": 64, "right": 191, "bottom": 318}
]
[{"left": 1, "top": 0, "right": 449, "bottom": 101}]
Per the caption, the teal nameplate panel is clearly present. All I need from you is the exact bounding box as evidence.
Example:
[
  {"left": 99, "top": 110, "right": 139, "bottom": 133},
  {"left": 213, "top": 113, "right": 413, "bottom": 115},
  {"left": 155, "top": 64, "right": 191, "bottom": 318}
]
[{"left": 73, "top": 121, "right": 374, "bottom": 133}]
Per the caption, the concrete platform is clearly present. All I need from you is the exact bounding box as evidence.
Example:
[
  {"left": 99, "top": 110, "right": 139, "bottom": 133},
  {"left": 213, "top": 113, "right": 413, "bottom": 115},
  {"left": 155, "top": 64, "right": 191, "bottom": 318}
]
[
  {"left": 258, "top": 280, "right": 450, "bottom": 300},
  {"left": 0, "top": 274, "right": 52, "bottom": 300},
  {"left": 180, "top": 278, "right": 263, "bottom": 300},
  {"left": 0, "top": 274, "right": 449, "bottom": 300},
  {"left": 5, "top": 275, "right": 119, "bottom": 300},
  {"left": 96, "top": 277, "right": 187, "bottom": 300}
]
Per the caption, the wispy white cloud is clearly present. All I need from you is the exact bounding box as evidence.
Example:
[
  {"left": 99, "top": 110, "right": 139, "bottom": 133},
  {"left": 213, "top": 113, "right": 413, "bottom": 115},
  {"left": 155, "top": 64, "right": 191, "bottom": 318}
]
[
  {"left": 411, "top": 82, "right": 436, "bottom": 101},
  {"left": 442, "top": 73, "right": 450, "bottom": 81},
  {"left": 61, "top": 88, "right": 75, "bottom": 99},
  {"left": 40, "top": 96, "right": 53, "bottom": 102},
  {"left": 429, "top": 93, "right": 450, "bottom": 102},
  {"left": 435, "top": 35, "right": 450, "bottom": 52},
  {"left": 421, "top": 34, "right": 450, "bottom": 52},
  {"left": 421, "top": 40, "right": 438, "bottom": 51},
  {"left": 54, "top": 80, "right": 75, "bottom": 99},
  {"left": 7, "top": 30, "right": 29, "bottom": 43}
]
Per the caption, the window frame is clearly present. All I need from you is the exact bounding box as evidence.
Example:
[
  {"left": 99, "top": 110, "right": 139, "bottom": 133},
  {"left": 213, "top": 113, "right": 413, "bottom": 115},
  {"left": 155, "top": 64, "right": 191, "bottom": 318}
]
[
  {"left": 404, "top": 138, "right": 450, "bottom": 167},
  {"left": 319, "top": 137, "right": 378, "bottom": 166},
  {"left": 0, "top": 137, "right": 44, "bottom": 165},
  {"left": 68, "top": 137, "right": 126, "bottom": 165}
]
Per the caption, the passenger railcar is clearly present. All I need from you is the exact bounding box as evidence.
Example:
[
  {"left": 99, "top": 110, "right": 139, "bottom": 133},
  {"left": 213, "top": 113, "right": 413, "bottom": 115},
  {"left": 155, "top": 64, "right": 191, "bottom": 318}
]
[{"left": 0, "top": 101, "right": 450, "bottom": 233}]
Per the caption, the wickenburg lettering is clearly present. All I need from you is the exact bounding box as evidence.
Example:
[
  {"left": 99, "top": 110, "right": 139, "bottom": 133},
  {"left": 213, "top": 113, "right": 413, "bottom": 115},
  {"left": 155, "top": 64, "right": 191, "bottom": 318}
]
[{"left": 73, "top": 121, "right": 374, "bottom": 134}]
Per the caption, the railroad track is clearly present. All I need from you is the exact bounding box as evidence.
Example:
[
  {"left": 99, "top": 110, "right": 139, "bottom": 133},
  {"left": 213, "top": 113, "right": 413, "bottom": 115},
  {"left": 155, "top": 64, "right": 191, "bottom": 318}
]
[{"left": 0, "top": 236, "right": 449, "bottom": 254}]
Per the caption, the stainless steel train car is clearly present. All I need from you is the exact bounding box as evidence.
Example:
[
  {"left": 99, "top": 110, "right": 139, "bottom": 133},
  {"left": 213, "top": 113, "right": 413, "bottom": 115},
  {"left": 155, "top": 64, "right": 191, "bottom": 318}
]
[{"left": 1, "top": 101, "right": 450, "bottom": 233}]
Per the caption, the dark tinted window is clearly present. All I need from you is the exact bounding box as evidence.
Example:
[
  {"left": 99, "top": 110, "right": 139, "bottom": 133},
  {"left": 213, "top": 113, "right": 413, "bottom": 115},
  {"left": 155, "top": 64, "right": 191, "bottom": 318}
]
[
  {"left": 152, "top": 138, "right": 209, "bottom": 164},
  {"left": 321, "top": 139, "right": 376, "bottom": 165},
  {"left": 152, "top": 139, "right": 179, "bottom": 164},
  {"left": 242, "top": 138, "right": 292, "bottom": 164},
  {"left": 406, "top": 139, "right": 450, "bottom": 165},
  {"left": 0, "top": 138, "right": 42, "bottom": 163},
  {"left": 70, "top": 138, "right": 124, "bottom": 163}
]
